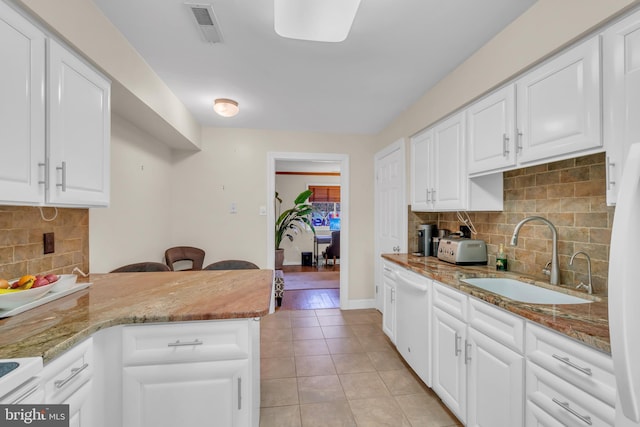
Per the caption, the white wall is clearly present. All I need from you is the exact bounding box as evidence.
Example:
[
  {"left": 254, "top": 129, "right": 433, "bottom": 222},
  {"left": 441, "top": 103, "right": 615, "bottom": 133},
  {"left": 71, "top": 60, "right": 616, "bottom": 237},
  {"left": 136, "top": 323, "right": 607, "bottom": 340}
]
[
  {"left": 89, "top": 115, "right": 174, "bottom": 273},
  {"left": 275, "top": 174, "right": 341, "bottom": 265},
  {"left": 170, "top": 127, "right": 374, "bottom": 300}
]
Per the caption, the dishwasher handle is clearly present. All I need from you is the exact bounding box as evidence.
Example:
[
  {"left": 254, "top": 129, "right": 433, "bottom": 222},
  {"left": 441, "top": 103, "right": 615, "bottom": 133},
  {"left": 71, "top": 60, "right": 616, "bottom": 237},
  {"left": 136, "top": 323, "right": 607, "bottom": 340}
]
[{"left": 396, "top": 272, "right": 429, "bottom": 293}]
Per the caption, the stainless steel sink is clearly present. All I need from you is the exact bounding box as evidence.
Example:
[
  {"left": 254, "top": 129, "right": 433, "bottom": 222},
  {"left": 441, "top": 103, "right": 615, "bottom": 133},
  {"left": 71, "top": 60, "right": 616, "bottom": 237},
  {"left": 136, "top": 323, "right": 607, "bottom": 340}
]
[{"left": 462, "top": 277, "right": 593, "bottom": 304}]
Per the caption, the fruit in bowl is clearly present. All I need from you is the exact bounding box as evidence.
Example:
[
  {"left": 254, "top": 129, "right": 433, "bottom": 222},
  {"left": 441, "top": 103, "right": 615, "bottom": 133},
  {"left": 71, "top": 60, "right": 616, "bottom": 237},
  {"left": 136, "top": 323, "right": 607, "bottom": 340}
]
[{"left": 0, "top": 280, "right": 55, "bottom": 310}]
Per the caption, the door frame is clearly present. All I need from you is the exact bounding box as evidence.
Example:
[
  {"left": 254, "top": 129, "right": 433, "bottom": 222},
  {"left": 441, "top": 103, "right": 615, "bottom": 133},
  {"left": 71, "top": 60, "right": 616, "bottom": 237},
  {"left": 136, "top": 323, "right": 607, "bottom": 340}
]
[
  {"left": 267, "top": 152, "right": 350, "bottom": 309},
  {"left": 374, "top": 139, "right": 407, "bottom": 310}
]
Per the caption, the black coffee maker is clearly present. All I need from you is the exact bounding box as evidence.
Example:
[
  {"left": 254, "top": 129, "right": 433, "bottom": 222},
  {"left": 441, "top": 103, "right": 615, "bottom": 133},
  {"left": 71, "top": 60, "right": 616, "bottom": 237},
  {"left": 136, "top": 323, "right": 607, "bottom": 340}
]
[{"left": 417, "top": 224, "right": 437, "bottom": 257}]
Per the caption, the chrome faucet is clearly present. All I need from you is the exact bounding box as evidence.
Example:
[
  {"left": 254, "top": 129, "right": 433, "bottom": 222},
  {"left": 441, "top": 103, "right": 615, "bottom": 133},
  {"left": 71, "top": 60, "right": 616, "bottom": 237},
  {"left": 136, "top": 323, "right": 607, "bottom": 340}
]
[
  {"left": 569, "top": 251, "right": 593, "bottom": 295},
  {"left": 510, "top": 216, "right": 560, "bottom": 285}
]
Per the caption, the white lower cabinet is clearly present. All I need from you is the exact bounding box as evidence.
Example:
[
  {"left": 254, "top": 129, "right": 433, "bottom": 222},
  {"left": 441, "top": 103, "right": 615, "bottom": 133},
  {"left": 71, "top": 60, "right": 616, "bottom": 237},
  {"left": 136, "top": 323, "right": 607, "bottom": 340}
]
[
  {"left": 382, "top": 262, "right": 397, "bottom": 343},
  {"left": 123, "top": 359, "right": 249, "bottom": 427},
  {"left": 120, "top": 319, "right": 259, "bottom": 427},
  {"left": 432, "top": 305, "right": 467, "bottom": 422},
  {"left": 467, "top": 327, "right": 524, "bottom": 427},
  {"left": 42, "top": 337, "right": 93, "bottom": 426}
]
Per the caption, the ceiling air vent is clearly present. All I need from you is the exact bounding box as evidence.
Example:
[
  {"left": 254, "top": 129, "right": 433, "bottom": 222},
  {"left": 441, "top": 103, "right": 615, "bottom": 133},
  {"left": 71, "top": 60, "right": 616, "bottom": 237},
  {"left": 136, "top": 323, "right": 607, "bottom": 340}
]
[{"left": 185, "top": 3, "right": 223, "bottom": 43}]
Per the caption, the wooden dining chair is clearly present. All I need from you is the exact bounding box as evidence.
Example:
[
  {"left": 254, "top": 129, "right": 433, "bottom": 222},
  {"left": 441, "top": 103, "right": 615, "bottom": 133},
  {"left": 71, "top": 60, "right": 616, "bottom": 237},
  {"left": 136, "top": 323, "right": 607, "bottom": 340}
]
[{"left": 164, "top": 246, "right": 205, "bottom": 271}]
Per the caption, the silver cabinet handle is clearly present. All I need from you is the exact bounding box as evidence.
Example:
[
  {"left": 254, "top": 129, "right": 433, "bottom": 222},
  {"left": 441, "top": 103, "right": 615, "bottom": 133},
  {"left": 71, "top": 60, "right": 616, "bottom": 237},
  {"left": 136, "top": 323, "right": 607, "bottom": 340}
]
[
  {"left": 10, "top": 380, "right": 40, "bottom": 404},
  {"left": 465, "top": 341, "right": 472, "bottom": 364},
  {"left": 606, "top": 156, "right": 615, "bottom": 190},
  {"left": 38, "top": 162, "right": 47, "bottom": 189},
  {"left": 426, "top": 189, "right": 431, "bottom": 203},
  {"left": 168, "top": 339, "right": 203, "bottom": 347},
  {"left": 503, "top": 133, "right": 510, "bottom": 157},
  {"left": 383, "top": 266, "right": 392, "bottom": 272},
  {"left": 390, "top": 288, "right": 395, "bottom": 303},
  {"left": 237, "top": 377, "right": 242, "bottom": 410},
  {"left": 552, "top": 398, "right": 592, "bottom": 425},
  {"left": 552, "top": 354, "right": 592, "bottom": 376},
  {"left": 55, "top": 363, "right": 89, "bottom": 389},
  {"left": 455, "top": 332, "right": 462, "bottom": 356},
  {"left": 431, "top": 188, "right": 436, "bottom": 204},
  {"left": 56, "top": 161, "right": 67, "bottom": 192},
  {"left": 516, "top": 129, "right": 523, "bottom": 153}
]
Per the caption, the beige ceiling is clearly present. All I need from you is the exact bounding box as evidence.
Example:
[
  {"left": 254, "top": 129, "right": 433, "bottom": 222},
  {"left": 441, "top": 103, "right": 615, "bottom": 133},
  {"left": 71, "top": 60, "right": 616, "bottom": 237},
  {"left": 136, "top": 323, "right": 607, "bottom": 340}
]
[{"left": 93, "top": 0, "right": 536, "bottom": 135}]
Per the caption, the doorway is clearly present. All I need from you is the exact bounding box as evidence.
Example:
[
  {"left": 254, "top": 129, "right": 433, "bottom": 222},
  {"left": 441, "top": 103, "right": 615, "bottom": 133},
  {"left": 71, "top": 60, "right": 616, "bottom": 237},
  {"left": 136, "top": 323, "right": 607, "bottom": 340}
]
[{"left": 267, "top": 152, "right": 349, "bottom": 309}]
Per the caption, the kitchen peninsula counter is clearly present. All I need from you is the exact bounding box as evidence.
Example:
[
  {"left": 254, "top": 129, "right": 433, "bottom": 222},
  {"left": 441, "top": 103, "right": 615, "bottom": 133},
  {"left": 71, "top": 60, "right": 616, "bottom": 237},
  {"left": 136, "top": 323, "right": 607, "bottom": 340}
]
[
  {"left": 383, "top": 253, "right": 610, "bottom": 354},
  {"left": 0, "top": 270, "right": 273, "bottom": 362}
]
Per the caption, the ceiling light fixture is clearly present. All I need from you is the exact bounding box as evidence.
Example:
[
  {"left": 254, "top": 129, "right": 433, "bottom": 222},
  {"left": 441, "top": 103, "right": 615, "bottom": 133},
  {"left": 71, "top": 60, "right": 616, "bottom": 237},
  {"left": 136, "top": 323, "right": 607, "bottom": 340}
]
[
  {"left": 213, "top": 98, "right": 239, "bottom": 117},
  {"left": 274, "top": 0, "right": 362, "bottom": 43}
]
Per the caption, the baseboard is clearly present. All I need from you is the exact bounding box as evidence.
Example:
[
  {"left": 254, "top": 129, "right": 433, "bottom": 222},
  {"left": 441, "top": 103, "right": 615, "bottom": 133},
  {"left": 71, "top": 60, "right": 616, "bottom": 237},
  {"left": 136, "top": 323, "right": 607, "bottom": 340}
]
[{"left": 341, "top": 298, "right": 376, "bottom": 310}]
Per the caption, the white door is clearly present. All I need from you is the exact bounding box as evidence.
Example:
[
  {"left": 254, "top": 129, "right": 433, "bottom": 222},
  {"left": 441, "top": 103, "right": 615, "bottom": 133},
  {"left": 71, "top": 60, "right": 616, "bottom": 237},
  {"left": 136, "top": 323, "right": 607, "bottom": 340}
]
[
  {"left": 48, "top": 39, "right": 110, "bottom": 207},
  {"left": 410, "top": 129, "right": 433, "bottom": 211},
  {"left": 466, "top": 328, "right": 524, "bottom": 427},
  {"left": 516, "top": 36, "right": 601, "bottom": 165},
  {"left": 123, "top": 359, "right": 249, "bottom": 427},
  {"left": 432, "top": 307, "right": 467, "bottom": 423},
  {"left": 467, "top": 85, "right": 516, "bottom": 175},
  {"left": 603, "top": 10, "right": 640, "bottom": 205},
  {"left": 374, "top": 139, "right": 406, "bottom": 310},
  {"left": 433, "top": 112, "right": 467, "bottom": 210},
  {"left": 0, "top": 1, "right": 45, "bottom": 205}
]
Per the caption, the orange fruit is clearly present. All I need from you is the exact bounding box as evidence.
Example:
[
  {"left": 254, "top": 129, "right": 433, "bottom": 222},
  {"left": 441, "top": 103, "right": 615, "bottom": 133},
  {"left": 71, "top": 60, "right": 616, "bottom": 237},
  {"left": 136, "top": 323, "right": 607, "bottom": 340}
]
[{"left": 16, "top": 275, "right": 36, "bottom": 290}]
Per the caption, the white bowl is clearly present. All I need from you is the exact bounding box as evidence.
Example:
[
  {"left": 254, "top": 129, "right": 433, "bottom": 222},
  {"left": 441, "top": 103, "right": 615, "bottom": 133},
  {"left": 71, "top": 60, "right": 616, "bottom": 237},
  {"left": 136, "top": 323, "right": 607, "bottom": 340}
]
[
  {"left": 50, "top": 274, "right": 78, "bottom": 292},
  {"left": 0, "top": 282, "right": 55, "bottom": 310}
]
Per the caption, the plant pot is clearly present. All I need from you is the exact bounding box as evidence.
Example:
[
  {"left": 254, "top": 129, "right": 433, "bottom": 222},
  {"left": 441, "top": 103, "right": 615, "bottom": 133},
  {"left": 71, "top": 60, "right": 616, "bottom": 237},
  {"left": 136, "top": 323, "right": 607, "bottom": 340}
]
[{"left": 275, "top": 249, "right": 285, "bottom": 270}]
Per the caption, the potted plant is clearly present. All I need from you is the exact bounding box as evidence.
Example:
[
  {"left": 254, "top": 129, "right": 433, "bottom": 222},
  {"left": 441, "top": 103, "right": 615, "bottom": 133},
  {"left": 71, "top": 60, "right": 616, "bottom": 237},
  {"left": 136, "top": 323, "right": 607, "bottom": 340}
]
[{"left": 275, "top": 189, "right": 315, "bottom": 269}]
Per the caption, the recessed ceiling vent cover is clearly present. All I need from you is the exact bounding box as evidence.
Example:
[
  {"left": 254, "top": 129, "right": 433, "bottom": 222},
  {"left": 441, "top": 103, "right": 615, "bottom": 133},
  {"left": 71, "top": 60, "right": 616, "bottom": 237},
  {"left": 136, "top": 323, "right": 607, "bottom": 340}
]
[{"left": 185, "top": 3, "right": 223, "bottom": 43}]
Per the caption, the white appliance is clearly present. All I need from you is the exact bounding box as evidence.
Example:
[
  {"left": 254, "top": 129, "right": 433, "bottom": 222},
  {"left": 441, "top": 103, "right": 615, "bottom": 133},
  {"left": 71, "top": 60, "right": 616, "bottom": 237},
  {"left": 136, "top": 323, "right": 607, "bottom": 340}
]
[
  {"left": 610, "top": 142, "right": 640, "bottom": 426},
  {"left": 0, "top": 357, "right": 43, "bottom": 404}
]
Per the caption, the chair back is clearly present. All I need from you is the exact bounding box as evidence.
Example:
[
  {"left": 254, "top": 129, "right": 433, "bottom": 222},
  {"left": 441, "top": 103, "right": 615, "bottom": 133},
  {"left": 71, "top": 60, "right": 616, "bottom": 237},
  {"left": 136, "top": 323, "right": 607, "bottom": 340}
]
[
  {"left": 165, "top": 246, "right": 205, "bottom": 271},
  {"left": 204, "top": 260, "right": 259, "bottom": 270},
  {"left": 329, "top": 231, "right": 340, "bottom": 257},
  {"left": 110, "top": 262, "right": 171, "bottom": 273}
]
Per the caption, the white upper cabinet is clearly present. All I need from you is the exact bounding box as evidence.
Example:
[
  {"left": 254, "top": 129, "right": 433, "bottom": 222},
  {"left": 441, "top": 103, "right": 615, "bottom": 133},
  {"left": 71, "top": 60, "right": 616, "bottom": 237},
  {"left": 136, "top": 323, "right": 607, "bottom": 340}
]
[
  {"left": 0, "top": 1, "right": 45, "bottom": 205},
  {"left": 433, "top": 112, "right": 467, "bottom": 210},
  {"left": 410, "top": 128, "right": 434, "bottom": 211},
  {"left": 0, "top": 3, "right": 110, "bottom": 208},
  {"left": 603, "top": 9, "right": 640, "bottom": 205},
  {"left": 48, "top": 39, "right": 110, "bottom": 207},
  {"left": 516, "top": 36, "right": 602, "bottom": 165},
  {"left": 467, "top": 85, "right": 516, "bottom": 175}
]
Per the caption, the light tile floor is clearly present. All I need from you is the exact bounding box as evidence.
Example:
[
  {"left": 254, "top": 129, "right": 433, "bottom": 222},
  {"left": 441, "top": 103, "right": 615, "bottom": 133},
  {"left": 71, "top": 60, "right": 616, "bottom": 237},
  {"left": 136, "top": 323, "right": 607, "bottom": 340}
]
[{"left": 260, "top": 308, "right": 462, "bottom": 427}]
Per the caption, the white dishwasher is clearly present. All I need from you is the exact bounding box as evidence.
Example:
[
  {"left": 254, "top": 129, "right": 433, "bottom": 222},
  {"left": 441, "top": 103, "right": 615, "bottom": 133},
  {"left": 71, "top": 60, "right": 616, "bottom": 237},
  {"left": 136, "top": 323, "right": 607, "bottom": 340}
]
[{"left": 394, "top": 267, "right": 432, "bottom": 387}]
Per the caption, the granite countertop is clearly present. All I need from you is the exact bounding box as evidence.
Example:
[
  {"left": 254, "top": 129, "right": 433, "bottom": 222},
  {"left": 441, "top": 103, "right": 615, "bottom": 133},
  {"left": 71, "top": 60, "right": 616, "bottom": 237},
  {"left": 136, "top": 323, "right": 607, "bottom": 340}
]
[
  {"left": 382, "top": 254, "right": 610, "bottom": 354},
  {"left": 0, "top": 270, "right": 274, "bottom": 362}
]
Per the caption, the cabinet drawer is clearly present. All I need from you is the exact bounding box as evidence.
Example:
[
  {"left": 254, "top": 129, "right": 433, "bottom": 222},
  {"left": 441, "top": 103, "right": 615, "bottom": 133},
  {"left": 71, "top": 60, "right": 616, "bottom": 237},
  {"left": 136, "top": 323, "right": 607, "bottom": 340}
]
[
  {"left": 526, "top": 322, "right": 615, "bottom": 406},
  {"left": 122, "top": 320, "right": 250, "bottom": 366},
  {"left": 43, "top": 337, "right": 93, "bottom": 404},
  {"left": 469, "top": 297, "right": 524, "bottom": 354},
  {"left": 526, "top": 361, "right": 614, "bottom": 427},
  {"left": 382, "top": 261, "right": 396, "bottom": 280},
  {"left": 432, "top": 281, "right": 467, "bottom": 321}
]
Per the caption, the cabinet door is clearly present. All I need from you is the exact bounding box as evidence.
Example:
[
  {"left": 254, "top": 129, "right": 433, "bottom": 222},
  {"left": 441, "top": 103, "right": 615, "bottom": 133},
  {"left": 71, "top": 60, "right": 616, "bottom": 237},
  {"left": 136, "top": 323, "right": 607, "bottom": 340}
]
[
  {"left": 123, "top": 359, "right": 249, "bottom": 427},
  {"left": 467, "top": 327, "right": 524, "bottom": 427},
  {"left": 603, "top": 10, "right": 640, "bottom": 205},
  {"left": 432, "top": 307, "right": 466, "bottom": 423},
  {"left": 516, "top": 36, "right": 601, "bottom": 165},
  {"left": 467, "top": 85, "right": 516, "bottom": 175},
  {"left": 65, "top": 379, "right": 93, "bottom": 427},
  {"left": 433, "top": 112, "right": 467, "bottom": 210},
  {"left": 0, "top": 1, "right": 45, "bottom": 205},
  {"left": 410, "top": 129, "right": 434, "bottom": 211},
  {"left": 48, "top": 39, "right": 110, "bottom": 207},
  {"left": 382, "top": 274, "right": 396, "bottom": 343}
]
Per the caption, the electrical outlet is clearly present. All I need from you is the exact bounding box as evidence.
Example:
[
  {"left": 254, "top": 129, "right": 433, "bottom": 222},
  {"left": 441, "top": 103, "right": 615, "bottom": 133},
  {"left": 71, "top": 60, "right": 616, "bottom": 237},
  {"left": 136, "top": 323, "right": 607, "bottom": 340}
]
[{"left": 43, "top": 232, "right": 55, "bottom": 254}]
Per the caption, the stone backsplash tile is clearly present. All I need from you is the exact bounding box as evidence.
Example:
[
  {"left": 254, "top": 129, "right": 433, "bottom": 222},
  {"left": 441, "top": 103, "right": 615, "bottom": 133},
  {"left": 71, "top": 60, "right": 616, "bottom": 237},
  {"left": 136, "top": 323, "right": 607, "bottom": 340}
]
[
  {"left": 0, "top": 206, "right": 89, "bottom": 280},
  {"left": 409, "top": 152, "right": 613, "bottom": 295}
]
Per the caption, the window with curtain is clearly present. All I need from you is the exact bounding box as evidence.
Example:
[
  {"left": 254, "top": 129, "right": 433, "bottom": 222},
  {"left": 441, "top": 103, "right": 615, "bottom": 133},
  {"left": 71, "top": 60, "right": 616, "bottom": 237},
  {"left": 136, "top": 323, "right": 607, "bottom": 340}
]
[{"left": 308, "top": 185, "right": 341, "bottom": 230}]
